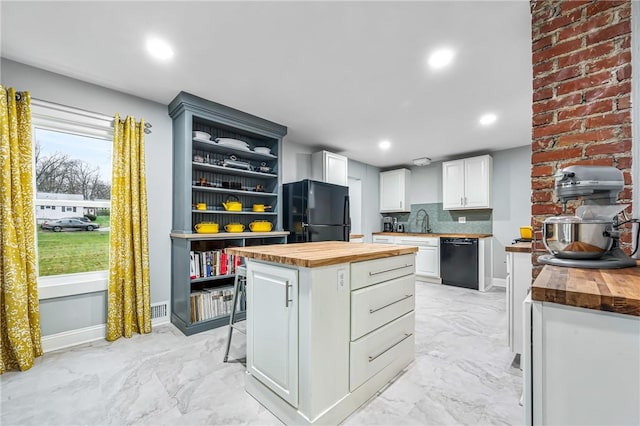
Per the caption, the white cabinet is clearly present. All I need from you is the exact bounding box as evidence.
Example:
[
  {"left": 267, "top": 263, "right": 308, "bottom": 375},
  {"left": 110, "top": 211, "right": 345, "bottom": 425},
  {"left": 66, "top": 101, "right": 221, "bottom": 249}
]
[
  {"left": 392, "top": 236, "right": 440, "bottom": 281},
  {"left": 312, "top": 150, "right": 348, "bottom": 186},
  {"left": 247, "top": 262, "right": 299, "bottom": 407},
  {"left": 506, "top": 250, "right": 531, "bottom": 355},
  {"left": 442, "top": 155, "right": 492, "bottom": 210},
  {"left": 379, "top": 169, "right": 411, "bottom": 212},
  {"left": 524, "top": 298, "right": 640, "bottom": 425}
]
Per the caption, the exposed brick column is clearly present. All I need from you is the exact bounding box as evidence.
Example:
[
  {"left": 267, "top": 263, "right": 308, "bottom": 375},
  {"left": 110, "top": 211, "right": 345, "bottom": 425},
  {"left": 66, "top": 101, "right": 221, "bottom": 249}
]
[{"left": 530, "top": 0, "right": 633, "bottom": 278}]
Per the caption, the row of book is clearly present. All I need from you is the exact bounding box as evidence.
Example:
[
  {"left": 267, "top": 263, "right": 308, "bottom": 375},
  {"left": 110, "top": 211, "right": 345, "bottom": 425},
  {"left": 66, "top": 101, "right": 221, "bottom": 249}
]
[
  {"left": 190, "top": 250, "right": 242, "bottom": 279},
  {"left": 190, "top": 287, "right": 235, "bottom": 323}
]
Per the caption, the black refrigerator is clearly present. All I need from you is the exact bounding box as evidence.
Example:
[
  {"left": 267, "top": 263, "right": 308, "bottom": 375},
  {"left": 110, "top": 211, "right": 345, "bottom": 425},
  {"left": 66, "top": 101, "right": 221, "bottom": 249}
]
[{"left": 283, "top": 179, "right": 350, "bottom": 243}]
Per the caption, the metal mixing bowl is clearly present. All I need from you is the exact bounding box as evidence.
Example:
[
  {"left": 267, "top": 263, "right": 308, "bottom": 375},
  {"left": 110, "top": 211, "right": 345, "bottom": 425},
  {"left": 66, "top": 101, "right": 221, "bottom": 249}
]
[{"left": 543, "top": 216, "right": 613, "bottom": 259}]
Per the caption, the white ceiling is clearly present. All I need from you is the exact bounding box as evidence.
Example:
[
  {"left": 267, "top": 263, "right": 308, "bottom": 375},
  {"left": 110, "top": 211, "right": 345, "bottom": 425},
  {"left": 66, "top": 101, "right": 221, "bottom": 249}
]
[{"left": 1, "top": 1, "right": 532, "bottom": 168}]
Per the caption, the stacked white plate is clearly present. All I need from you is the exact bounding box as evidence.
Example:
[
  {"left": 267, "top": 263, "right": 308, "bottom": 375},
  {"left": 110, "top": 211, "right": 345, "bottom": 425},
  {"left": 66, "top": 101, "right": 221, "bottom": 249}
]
[
  {"left": 216, "top": 138, "right": 250, "bottom": 150},
  {"left": 254, "top": 147, "right": 271, "bottom": 155},
  {"left": 193, "top": 131, "right": 211, "bottom": 140}
]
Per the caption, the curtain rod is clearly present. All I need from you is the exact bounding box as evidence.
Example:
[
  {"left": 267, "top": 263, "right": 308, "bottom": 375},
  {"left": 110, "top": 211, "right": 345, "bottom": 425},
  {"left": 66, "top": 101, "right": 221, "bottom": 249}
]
[{"left": 30, "top": 97, "right": 153, "bottom": 134}]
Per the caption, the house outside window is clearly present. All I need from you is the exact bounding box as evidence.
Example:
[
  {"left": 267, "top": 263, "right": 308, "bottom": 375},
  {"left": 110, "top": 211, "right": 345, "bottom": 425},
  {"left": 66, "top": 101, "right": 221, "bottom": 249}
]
[{"left": 32, "top": 100, "right": 114, "bottom": 299}]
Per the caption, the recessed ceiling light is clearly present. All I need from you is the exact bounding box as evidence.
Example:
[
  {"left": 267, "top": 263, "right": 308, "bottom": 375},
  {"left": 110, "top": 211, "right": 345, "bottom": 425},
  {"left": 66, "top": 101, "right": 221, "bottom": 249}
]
[
  {"left": 428, "top": 48, "right": 455, "bottom": 69},
  {"left": 379, "top": 140, "right": 391, "bottom": 150},
  {"left": 146, "top": 37, "right": 174, "bottom": 61},
  {"left": 479, "top": 113, "right": 497, "bottom": 126}
]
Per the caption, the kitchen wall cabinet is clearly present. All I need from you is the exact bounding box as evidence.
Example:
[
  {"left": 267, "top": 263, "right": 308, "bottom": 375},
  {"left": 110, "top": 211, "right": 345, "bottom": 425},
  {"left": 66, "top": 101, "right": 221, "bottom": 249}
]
[
  {"left": 247, "top": 261, "right": 299, "bottom": 407},
  {"left": 442, "top": 155, "right": 492, "bottom": 210},
  {"left": 168, "top": 91, "right": 288, "bottom": 335},
  {"left": 380, "top": 169, "right": 411, "bottom": 213},
  {"left": 506, "top": 250, "right": 531, "bottom": 355},
  {"left": 312, "top": 150, "right": 348, "bottom": 186}
]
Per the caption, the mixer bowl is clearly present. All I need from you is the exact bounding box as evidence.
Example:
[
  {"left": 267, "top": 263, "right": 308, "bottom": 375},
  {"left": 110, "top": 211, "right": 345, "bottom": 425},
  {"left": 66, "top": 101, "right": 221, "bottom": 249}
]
[{"left": 543, "top": 216, "right": 613, "bottom": 259}]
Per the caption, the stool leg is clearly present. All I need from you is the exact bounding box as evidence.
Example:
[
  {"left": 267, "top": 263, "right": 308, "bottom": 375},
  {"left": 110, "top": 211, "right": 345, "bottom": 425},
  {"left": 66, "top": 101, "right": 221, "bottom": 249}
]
[{"left": 223, "top": 274, "right": 242, "bottom": 363}]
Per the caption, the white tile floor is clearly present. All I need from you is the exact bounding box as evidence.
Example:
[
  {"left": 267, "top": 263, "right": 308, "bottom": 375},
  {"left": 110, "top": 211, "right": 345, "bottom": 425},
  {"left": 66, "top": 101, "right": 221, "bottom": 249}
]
[{"left": 1, "top": 282, "right": 523, "bottom": 425}]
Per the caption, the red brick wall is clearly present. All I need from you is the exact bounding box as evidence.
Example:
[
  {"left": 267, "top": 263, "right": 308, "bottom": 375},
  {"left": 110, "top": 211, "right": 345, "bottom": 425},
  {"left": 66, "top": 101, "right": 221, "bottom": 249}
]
[{"left": 530, "top": 0, "right": 633, "bottom": 277}]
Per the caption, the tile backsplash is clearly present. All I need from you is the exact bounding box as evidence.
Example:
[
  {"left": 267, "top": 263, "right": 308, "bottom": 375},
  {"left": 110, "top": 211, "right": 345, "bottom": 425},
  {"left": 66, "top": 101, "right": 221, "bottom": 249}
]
[{"left": 382, "top": 203, "right": 492, "bottom": 234}]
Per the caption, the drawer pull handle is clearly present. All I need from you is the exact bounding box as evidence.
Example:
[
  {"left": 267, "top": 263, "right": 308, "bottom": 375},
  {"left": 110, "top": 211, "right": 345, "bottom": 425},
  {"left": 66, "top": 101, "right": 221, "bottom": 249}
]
[
  {"left": 368, "top": 332, "right": 413, "bottom": 362},
  {"left": 369, "top": 294, "right": 413, "bottom": 314},
  {"left": 369, "top": 264, "right": 412, "bottom": 276}
]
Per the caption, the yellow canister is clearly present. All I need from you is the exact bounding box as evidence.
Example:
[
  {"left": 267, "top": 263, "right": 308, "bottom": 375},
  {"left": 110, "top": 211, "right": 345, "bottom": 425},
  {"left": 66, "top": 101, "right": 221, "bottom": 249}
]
[
  {"left": 225, "top": 223, "right": 245, "bottom": 233},
  {"left": 520, "top": 226, "right": 533, "bottom": 239}
]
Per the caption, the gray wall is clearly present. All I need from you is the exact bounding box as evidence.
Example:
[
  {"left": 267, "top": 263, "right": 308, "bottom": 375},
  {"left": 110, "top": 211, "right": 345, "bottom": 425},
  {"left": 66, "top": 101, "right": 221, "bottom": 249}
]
[
  {"left": 348, "top": 159, "right": 381, "bottom": 243},
  {"left": 405, "top": 146, "right": 531, "bottom": 280},
  {"left": 280, "top": 142, "right": 381, "bottom": 243},
  {"left": 2, "top": 58, "right": 173, "bottom": 335},
  {"left": 491, "top": 146, "right": 532, "bottom": 279}
]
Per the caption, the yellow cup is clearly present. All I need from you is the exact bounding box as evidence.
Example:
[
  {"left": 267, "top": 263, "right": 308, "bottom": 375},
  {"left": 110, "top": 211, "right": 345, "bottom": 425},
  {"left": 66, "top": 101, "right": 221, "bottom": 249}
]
[{"left": 196, "top": 203, "right": 207, "bottom": 210}]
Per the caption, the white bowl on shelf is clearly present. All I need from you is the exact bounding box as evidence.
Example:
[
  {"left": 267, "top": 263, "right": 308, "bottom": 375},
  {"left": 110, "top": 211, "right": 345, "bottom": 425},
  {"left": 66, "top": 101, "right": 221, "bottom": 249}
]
[
  {"left": 254, "top": 147, "right": 271, "bottom": 155},
  {"left": 216, "top": 138, "right": 249, "bottom": 149},
  {"left": 193, "top": 131, "right": 211, "bottom": 140}
]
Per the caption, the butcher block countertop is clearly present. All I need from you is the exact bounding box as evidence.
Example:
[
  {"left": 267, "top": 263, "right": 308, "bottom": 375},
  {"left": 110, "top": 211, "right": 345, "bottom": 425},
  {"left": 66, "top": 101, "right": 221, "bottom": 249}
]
[
  {"left": 226, "top": 241, "right": 418, "bottom": 268},
  {"left": 532, "top": 264, "right": 640, "bottom": 317},
  {"left": 505, "top": 242, "right": 532, "bottom": 253},
  {"left": 373, "top": 232, "right": 493, "bottom": 238}
]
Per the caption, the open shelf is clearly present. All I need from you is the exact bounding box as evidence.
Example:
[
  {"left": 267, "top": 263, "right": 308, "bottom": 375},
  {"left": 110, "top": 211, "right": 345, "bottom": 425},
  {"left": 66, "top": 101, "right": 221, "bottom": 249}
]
[{"left": 193, "top": 138, "right": 277, "bottom": 160}]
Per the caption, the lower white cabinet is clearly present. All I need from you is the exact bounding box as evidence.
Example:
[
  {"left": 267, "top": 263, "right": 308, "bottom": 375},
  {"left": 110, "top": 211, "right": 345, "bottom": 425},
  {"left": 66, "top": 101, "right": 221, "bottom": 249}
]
[
  {"left": 378, "top": 235, "right": 440, "bottom": 281},
  {"left": 244, "top": 253, "right": 415, "bottom": 424},
  {"left": 247, "top": 262, "right": 299, "bottom": 407},
  {"left": 506, "top": 250, "right": 531, "bottom": 355}
]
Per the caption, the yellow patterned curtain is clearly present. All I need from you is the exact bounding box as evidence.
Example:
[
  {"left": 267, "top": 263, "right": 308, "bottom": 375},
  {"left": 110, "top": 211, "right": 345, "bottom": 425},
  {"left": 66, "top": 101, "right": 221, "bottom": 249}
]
[
  {"left": 0, "top": 86, "right": 43, "bottom": 373},
  {"left": 106, "top": 114, "right": 151, "bottom": 341}
]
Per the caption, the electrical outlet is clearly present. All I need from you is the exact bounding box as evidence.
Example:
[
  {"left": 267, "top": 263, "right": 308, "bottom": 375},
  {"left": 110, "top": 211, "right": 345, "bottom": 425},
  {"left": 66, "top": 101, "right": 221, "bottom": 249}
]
[
  {"left": 458, "top": 216, "right": 466, "bottom": 223},
  {"left": 337, "top": 269, "right": 346, "bottom": 291}
]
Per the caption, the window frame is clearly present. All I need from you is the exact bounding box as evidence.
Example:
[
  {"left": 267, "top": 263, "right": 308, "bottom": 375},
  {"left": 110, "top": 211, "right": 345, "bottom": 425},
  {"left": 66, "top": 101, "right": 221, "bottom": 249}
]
[{"left": 31, "top": 100, "right": 114, "bottom": 299}]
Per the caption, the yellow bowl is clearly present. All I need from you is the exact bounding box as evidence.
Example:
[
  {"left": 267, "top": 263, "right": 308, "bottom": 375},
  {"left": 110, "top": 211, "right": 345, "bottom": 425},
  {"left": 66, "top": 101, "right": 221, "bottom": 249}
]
[
  {"left": 249, "top": 220, "right": 273, "bottom": 232},
  {"left": 225, "top": 223, "right": 245, "bottom": 233},
  {"left": 520, "top": 226, "right": 533, "bottom": 239},
  {"left": 194, "top": 222, "right": 219, "bottom": 233}
]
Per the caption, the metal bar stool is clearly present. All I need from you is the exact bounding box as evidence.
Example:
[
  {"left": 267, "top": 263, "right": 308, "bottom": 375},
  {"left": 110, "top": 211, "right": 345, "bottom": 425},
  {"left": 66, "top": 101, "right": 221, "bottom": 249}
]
[{"left": 223, "top": 265, "right": 247, "bottom": 362}]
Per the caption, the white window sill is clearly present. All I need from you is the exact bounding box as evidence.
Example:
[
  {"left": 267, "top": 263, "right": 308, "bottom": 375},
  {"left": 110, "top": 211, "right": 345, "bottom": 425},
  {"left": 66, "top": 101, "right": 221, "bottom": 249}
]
[{"left": 38, "top": 270, "right": 108, "bottom": 299}]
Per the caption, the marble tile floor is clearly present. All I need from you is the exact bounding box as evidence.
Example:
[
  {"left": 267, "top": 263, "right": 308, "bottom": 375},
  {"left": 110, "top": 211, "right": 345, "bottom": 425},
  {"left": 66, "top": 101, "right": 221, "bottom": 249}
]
[{"left": 1, "top": 282, "right": 523, "bottom": 426}]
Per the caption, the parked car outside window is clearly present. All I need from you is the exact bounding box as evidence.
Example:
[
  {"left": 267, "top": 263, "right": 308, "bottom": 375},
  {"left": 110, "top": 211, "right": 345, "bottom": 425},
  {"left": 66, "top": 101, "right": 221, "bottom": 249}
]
[{"left": 41, "top": 218, "right": 100, "bottom": 232}]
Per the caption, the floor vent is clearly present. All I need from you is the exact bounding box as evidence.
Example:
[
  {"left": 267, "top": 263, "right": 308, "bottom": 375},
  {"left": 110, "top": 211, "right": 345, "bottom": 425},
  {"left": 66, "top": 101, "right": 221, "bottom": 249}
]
[{"left": 151, "top": 301, "right": 169, "bottom": 321}]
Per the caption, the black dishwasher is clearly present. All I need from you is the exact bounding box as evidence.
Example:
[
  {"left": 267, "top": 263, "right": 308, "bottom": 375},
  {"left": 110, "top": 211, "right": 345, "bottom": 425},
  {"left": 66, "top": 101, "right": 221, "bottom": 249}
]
[{"left": 440, "top": 238, "right": 479, "bottom": 290}]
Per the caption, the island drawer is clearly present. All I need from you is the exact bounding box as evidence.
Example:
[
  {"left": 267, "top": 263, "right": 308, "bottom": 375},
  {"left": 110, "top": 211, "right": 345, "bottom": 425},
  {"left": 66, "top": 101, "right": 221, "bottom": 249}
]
[
  {"left": 351, "top": 254, "right": 415, "bottom": 290},
  {"left": 349, "top": 311, "right": 415, "bottom": 392},
  {"left": 351, "top": 274, "right": 415, "bottom": 340}
]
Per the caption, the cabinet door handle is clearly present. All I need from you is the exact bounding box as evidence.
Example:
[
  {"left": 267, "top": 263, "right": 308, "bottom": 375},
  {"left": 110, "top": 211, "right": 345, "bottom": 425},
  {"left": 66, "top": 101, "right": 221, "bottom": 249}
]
[
  {"left": 368, "top": 332, "right": 413, "bottom": 362},
  {"left": 284, "top": 280, "right": 293, "bottom": 307},
  {"left": 460, "top": 196, "right": 463, "bottom": 205},
  {"left": 369, "top": 294, "right": 413, "bottom": 314},
  {"left": 369, "top": 264, "right": 412, "bottom": 276}
]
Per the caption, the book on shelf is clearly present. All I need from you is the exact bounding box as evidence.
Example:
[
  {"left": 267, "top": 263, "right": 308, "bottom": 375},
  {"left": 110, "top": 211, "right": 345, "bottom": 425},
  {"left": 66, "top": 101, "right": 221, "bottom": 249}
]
[
  {"left": 189, "top": 249, "right": 242, "bottom": 279},
  {"left": 190, "top": 286, "right": 235, "bottom": 323}
]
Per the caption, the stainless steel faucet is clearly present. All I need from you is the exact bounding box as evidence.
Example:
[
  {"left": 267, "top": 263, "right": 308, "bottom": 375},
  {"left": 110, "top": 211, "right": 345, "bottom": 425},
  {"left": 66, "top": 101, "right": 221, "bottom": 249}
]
[{"left": 416, "top": 209, "right": 431, "bottom": 233}]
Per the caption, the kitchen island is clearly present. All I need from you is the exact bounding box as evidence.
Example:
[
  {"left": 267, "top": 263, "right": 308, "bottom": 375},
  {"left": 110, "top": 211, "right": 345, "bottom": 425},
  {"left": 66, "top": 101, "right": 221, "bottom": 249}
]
[
  {"left": 523, "top": 264, "right": 640, "bottom": 425},
  {"left": 226, "top": 241, "right": 418, "bottom": 425}
]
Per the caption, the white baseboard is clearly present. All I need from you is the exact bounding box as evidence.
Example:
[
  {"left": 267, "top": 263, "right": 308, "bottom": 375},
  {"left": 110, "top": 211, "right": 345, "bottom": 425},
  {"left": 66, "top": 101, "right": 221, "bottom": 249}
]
[
  {"left": 42, "top": 324, "right": 106, "bottom": 353},
  {"left": 493, "top": 277, "right": 507, "bottom": 288},
  {"left": 42, "top": 314, "right": 170, "bottom": 353}
]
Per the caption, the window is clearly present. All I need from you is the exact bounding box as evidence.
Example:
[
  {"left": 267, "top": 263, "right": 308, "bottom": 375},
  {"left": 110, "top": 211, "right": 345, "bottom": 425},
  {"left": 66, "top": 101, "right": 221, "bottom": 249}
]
[{"left": 32, "top": 100, "right": 114, "bottom": 298}]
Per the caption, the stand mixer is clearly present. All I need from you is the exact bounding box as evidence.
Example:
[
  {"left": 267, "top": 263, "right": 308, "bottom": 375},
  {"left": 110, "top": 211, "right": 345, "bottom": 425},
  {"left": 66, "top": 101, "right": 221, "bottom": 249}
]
[{"left": 538, "top": 165, "right": 637, "bottom": 269}]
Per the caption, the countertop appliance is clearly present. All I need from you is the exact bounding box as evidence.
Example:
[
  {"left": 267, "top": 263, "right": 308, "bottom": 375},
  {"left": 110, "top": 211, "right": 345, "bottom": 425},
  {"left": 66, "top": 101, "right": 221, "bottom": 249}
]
[
  {"left": 539, "top": 165, "right": 636, "bottom": 269},
  {"left": 383, "top": 217, "right": 393, "bottom": 232},
  {"left": 283, "top": 179, "right": 350, "bottom": 243},
  {"left": 440, "top": 237, "right": 479, "bottom": 289}
]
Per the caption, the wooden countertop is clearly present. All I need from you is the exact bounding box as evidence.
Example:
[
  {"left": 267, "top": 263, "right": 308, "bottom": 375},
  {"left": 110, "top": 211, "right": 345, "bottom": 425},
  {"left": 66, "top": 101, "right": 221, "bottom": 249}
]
[
  {"left": 373, "top": 232, "right": 493, "bottom": 238},
  {"left": 226, "top": 241, "right": 418, "bottom": 268},
  {"left": 170, "top": 231, "right": 289, "bottom": 240},
  {"left": 349, "top": 234, "right": 364, "bottom": 239},
  {"left": 532, "top": 264, "right": 640, "bottom": 317},
  {"left": 505, "top": 242, "right": 532, "bottom": 253}
]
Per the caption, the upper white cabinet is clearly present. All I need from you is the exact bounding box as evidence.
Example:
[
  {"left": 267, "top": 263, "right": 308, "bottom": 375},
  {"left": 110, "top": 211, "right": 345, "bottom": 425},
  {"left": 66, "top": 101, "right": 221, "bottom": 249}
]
[
  {"left": 442, "top": 155, "right": 492, "bottom": 210},
  {"left": 380, "top": 169, "right": 411, "bottom": 212},
  {"left": 312, "top": 150, "right": 348, "bottom": 186}
]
